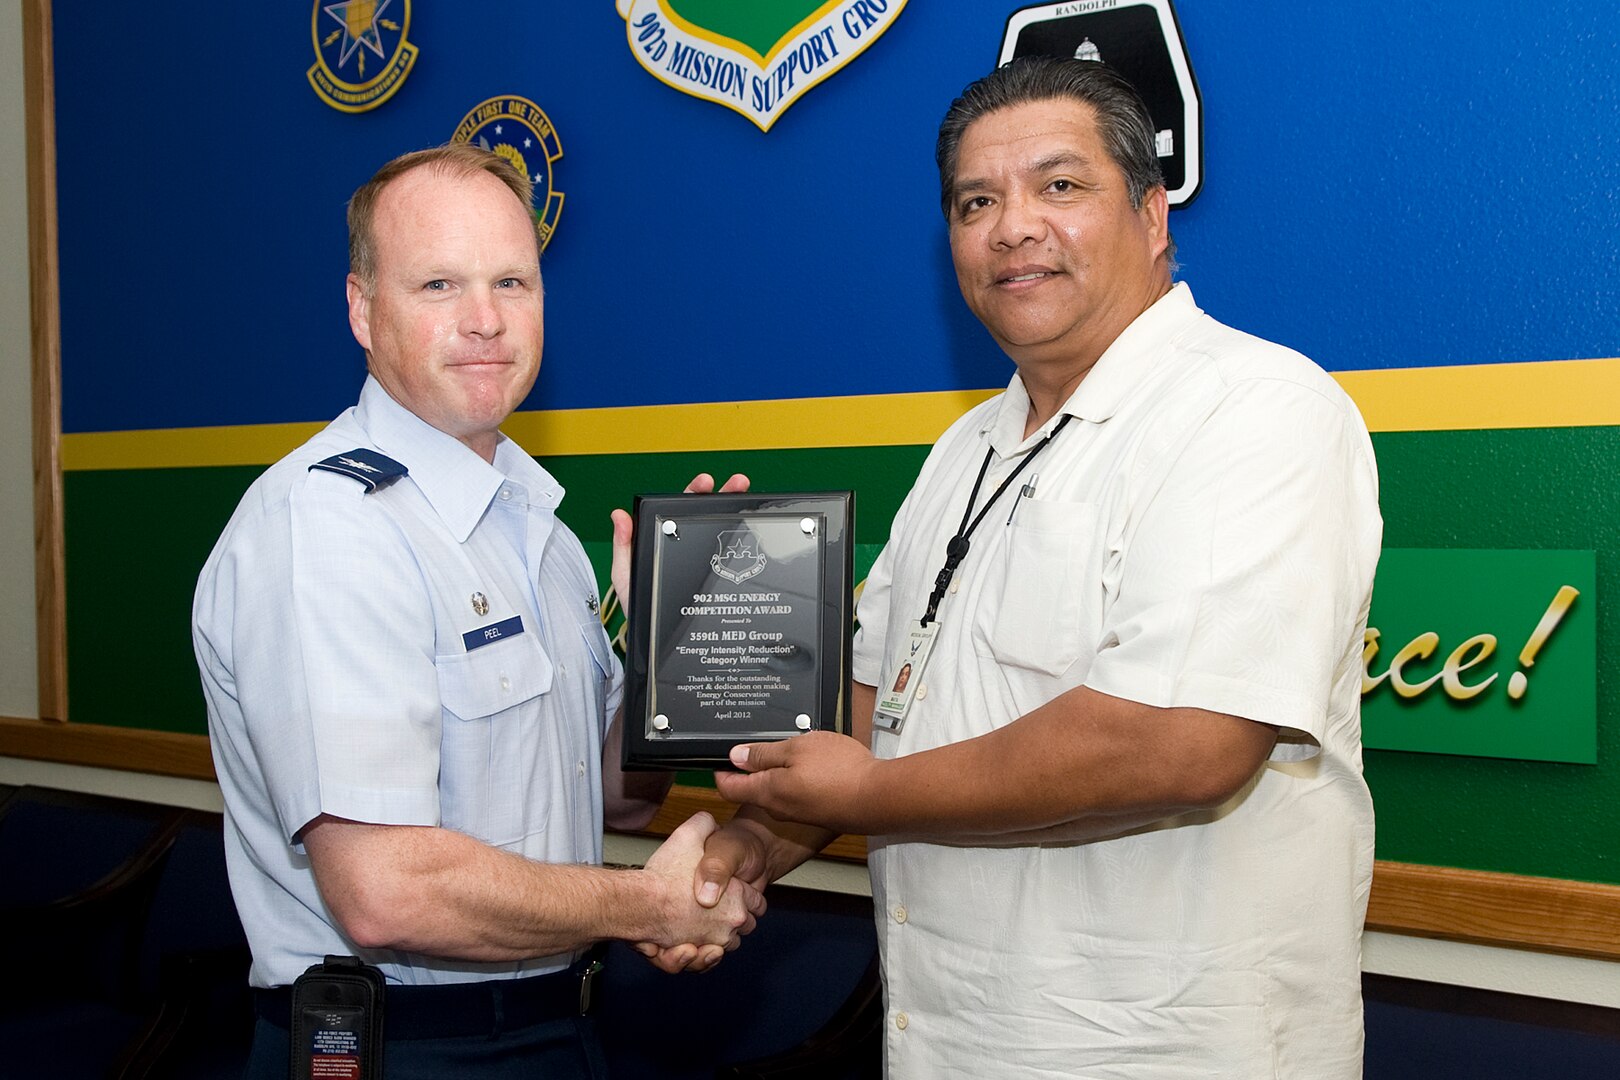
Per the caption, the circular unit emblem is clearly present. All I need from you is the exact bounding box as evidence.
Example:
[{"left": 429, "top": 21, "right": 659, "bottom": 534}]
[
  {"left": 307, "top": 0, "right": 419, "bottom": 113},
  {"left": 451, "top": 95, "right": 566, "bottom": 253}
]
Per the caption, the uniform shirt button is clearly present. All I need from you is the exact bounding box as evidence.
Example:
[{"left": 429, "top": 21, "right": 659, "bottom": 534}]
[
  {"left": 949, "top": 579, "right": 959, "bottom": 594},
  {"left": 499, "top": 675, "right": 512, "bottom": 692},
  {"left": 499, "top": 488, "right": 513, "bottom": 501},
  {"left": 892, "top": 904, "right": 907, "bottom": 924},
  {"left": 895, "top": 1011, "right": 909, "bottom": 1031},
  {"left": 915, "top": 685, "right": 927, "bottom": 701},
  {"left": 576, "top": 761, "right": 586, "bottom": 778}
]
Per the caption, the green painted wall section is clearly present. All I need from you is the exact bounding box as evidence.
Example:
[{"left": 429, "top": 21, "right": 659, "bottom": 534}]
[
  {"left": 62, "top": 425, "right": 1620, "bottom": 884},
  {"left": 62, "top": 445, "right": 927, "bottom": 738},
  {"left": 1365, "top": 425, "right": 1620, "bottom": 884}
]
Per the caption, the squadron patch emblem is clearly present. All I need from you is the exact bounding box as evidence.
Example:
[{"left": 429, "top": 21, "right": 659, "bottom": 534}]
[
  {"left": 307, "top": 0, "right": 419, "bottom": 113},
  {"left": 451, "top": 96, "right": 566, "bottom": 253},
  {"left": 615, "top": 0, "right": 907, "bottom": 132}
]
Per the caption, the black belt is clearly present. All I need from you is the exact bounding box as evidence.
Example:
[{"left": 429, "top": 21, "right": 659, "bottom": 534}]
[{"left": 254, "top": 947, "right": 605, "bottom": 1040}]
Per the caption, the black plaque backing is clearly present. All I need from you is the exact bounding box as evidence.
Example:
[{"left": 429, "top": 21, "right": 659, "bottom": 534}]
[{"left": 623, "top": 491, "right": 853, "bottom": 770}]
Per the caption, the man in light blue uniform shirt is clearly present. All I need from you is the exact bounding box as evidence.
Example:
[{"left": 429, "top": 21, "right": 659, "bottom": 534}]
[{"left": 193, "top": 144, "right": 761, "bottom": 1078}]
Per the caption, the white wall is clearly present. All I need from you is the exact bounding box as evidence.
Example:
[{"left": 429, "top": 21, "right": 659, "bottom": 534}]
[{"left": 0, "top": 0, "right": 39, "bottom": 719}]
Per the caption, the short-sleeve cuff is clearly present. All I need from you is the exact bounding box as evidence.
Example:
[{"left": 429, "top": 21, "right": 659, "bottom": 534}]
[
  {"left": 852, "top": 626, "right": 886, "bottom": 687},
  {"left": 1086, "top": 656, "right": 1325, "bottom": 761},
  {"left": 279, "top": 784, "right": 440, "bottom": 848}
]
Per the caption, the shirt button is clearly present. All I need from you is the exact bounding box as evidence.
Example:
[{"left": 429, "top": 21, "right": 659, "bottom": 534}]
[
  {"left": 895, "top": 1011, "right": 909, "bottom": 1031},
  {"left": 949, "top": 579, "right": 959, "bottom": 594},
  {"left": 499, "top": 488, "right": 513, "bottom": 501},
  {"left": 892, "top": 904, "right": 907, "bottom": 924},
  {"left": 576, "top": 761, "right": 586, "bottom": 778},
  {"left": 499, "top": 675, "right": 511, "bottom": 692},
  {"left": 915, "top": 685, "right": 927, "bottom": 701}
]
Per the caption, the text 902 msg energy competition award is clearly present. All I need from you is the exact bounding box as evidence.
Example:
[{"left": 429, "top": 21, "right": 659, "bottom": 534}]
[{"left": 623, "top": 491, "right": 854, "bottom": 770}]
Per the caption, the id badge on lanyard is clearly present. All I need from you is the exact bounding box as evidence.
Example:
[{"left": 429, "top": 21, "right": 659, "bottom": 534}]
[
  {"left": 873, "top": 621, "right": 939, "bottom": 734},
  {"left": 873, "top": 414, "right": 1072, "bottom": 736}
]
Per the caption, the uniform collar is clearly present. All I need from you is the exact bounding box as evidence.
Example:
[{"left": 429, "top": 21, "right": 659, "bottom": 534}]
[
  {"left": 354, "top": 376, "right": 564, "bottom": 543},
  {"left": 984, "top": 282, "right": 1202, "bottom": 453}
]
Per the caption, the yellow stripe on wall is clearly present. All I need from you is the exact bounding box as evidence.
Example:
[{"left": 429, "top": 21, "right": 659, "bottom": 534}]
[
  {"left": 59, "top": 358, "right": 1620, "bottom": 471},
  {"left": 62, "top": 420, "right": 330, "bottom": 472},
  {"left": 1339, "top": 356, "right": 1620, "bottom": 433}
]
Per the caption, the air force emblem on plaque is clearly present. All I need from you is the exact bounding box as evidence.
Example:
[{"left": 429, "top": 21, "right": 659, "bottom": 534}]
[
  {"left": 615, "top": 0, "right": 906, "bottom": 131},
  {"left": 452, "top": 96, "right": 566, "bottom": 253},
  {"left": 308, "top": 0, "right": 419, "bottom": 113},
  {"left": 711, "top": 530, "right": 767, "bottom": 585}
]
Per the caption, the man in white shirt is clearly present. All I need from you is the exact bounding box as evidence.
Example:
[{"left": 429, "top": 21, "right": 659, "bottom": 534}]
[
  {"left": 194, "top": 144, "right": 761, "bottom": 1078},
  {"left": 686, "top": 56, "right": 1381, "bottom": 1077}
]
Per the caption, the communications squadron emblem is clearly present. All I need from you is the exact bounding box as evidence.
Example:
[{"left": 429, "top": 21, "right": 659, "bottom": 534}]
[
  {"left": 307, "top": 0, "right": 419, "bottom": 113},
  {"left": 451, "top": 96, "right": 566, "bottom": 252}
]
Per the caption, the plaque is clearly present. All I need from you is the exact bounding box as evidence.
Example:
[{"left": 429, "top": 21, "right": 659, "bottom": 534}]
[{"left": 623, "top": 491, "right": 854, "bottom": 770}]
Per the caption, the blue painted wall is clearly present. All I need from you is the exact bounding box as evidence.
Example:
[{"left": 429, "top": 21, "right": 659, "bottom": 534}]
[{"left": 53, "top": 1, "right": 1620, "bottom": 434}]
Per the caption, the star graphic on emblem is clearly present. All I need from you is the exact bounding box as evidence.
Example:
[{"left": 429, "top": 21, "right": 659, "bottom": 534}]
[
  {"left": 322, "top": 0, "right": 393, "bottom": 70},
  {"left": 524, "top": 137, "right": 532, "bottom": 149},
  {"left": 337, "top": 456, "right": 381, "bottom": 473},
  {"left": 495, "top": 124, "right": 504, "bottom": 135}
]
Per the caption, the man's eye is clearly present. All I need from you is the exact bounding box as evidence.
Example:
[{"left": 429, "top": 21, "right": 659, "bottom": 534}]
[
  {"left": 960, "top": 196, "right": 991, "bottom": 215},
  {"left": 424, "top": 280, "right": 448, "bottom": 292},
  {"left": 1049, "top": 179, "right": 1073, "bottom": 192},
  {"left": 495, "top": 278, "right": 519, "bottom": 289}
]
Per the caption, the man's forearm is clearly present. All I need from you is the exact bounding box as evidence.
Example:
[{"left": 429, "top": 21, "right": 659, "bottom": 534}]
[
  {"left": 304, "top": 814, "right": 748, "bottom": 961},
  {"left": 713, "top": 808, "right": 838, "bottom": 890}
]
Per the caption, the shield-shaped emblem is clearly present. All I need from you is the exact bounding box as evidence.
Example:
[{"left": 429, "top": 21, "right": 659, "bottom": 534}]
[
  {"left": 471, "top": 592, "right": 490, "bottom": 616},
  {"left": 615, "top": 0, "right": 907, "bottom": 131},
  {"left": 710, "top": 529, "right": 767, "bottom": 585}
]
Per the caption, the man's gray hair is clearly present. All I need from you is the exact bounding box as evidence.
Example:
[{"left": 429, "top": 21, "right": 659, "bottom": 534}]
[{"left": 935, "top": 56, "right": 1166, "bottom": 218}]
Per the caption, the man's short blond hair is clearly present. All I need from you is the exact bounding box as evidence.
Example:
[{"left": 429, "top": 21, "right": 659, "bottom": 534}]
[{"left": 347, "top": 144, "right": 535, "bottom": 289}]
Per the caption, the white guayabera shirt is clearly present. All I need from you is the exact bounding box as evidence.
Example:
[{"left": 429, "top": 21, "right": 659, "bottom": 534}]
[{"left": 855, "top": 284, "right": 1381, "bottom": 1079}]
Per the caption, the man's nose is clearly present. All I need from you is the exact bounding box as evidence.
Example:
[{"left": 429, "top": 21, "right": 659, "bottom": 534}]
[
  {"left": 459, "top": 288, "right": 504, "bottom": 338},
  {"left": 990, "top": 191, "right": 1046, "bottom": 249}
]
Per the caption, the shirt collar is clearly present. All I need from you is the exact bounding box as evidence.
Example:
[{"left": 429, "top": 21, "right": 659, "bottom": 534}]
[
  {"left": 982, "top": 282, "right": 1203, "bottom": 453},
  {"left": 354, "top": 376, "right": 563, "bottom": 542}
]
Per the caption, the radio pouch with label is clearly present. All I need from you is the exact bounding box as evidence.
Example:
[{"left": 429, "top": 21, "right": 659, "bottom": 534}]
[{"left": 289, "top": 955, "right": 385, "bottom": 1080}]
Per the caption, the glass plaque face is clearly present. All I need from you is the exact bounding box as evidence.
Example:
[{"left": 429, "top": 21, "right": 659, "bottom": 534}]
[{"left": 623, "top": 492, "right": 853, "bottom": 770}]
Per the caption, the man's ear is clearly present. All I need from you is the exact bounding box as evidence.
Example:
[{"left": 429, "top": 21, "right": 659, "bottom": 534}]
[
  {"left": 1142, "top": 186, "right": 1170, "bottom": 262},
  {"left": 346, "top": 273, "right": 373, "bottom": 352}
]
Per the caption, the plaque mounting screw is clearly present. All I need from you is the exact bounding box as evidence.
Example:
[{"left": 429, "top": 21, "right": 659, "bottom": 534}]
[
  {"left": 795, "top": 714, "right": 812, "bottom": 731},
  {"left": 652, "top": 714, "right": 670, "bottom": 731},
  {"left": 800, "top": 517, "right": 816, "bottom": 536},
  {"left": 661, "top": 520, "right": 679, "bottom": 539}
]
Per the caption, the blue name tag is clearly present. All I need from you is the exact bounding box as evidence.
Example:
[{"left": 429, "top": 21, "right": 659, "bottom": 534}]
[{"left": 463, "top": 616, "right": 524, "bottom": 652}]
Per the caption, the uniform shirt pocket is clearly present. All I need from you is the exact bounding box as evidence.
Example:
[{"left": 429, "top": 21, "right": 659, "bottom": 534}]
[
  {"left": 436, "top": 631, "right": 554, "bottom": 720},
  {"left": 986, "top": 498, "right": 1102, "bottom": 677},
  {"left": 434, "top": 632, "right": 555, "bottom": 845}
]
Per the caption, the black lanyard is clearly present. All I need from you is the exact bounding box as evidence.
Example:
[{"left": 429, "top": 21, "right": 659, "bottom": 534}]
[{"left": 919, "top": 413, "right": 1073, "bottom": 627}]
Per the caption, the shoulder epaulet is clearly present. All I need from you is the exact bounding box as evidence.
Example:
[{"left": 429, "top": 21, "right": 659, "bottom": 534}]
[{"left": 308, "top": 448, "right": 408, "bottom": 493}]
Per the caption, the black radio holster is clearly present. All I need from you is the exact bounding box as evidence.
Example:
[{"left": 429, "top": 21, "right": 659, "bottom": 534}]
[{"left": 289, "top": 955, "right": 385, "bottom": 1080}]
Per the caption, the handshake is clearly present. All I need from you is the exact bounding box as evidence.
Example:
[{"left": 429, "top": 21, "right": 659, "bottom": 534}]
[{"left": 625, "top": 811, "right": 769, "bottom": 975}]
